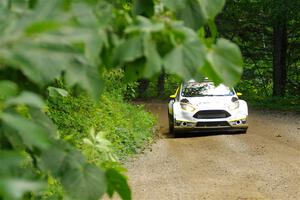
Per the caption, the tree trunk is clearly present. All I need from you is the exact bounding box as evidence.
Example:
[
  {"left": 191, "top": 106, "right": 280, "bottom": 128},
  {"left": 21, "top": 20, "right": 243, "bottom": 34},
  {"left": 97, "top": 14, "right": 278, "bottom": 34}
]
[
  {"left": 272, "top": 5, "right": 288, "bottom": 97},
  {"left": 157, "top": 71, "right": 165, "bottom": 97}
]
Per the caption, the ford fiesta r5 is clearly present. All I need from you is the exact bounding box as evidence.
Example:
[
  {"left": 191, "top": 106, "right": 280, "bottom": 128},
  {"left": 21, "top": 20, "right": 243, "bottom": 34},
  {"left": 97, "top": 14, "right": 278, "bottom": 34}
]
[{"left": 168, "top": 80, "right": 248, "bottom": 134}]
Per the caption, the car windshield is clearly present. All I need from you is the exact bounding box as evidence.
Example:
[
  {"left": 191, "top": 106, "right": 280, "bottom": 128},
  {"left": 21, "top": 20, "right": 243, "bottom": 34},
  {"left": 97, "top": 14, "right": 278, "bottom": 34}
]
[{"left": 181, "top": 82, "right": 234, "bottom": 97}]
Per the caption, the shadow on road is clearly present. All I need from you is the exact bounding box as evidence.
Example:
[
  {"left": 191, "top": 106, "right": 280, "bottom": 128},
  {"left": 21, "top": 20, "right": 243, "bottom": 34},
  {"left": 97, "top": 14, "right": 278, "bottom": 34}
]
[{"left": 162, "top": 130, "right": 246, "bottom": 139}]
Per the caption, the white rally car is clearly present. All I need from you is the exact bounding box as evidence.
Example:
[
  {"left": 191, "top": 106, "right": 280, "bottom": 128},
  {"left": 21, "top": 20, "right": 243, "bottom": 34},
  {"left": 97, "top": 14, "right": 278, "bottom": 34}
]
[{"left": 168, "top": 80, "right": 248, "bottom": 134}]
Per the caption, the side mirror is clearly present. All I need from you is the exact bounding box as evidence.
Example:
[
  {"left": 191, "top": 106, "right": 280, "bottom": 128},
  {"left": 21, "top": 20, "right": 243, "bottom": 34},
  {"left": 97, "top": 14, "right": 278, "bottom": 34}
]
[
  {"left": 236, "top": 92, "right": 243, "bottom": 96},
  {"left": 169, "top": 94, "right": 176, "bottom": 99}
]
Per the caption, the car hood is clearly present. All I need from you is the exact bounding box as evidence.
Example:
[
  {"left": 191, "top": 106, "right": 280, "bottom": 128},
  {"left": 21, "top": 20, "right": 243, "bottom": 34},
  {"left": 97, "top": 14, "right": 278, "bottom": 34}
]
[{"left": 183, "top": 96, "right": 236, "bottom": 110}]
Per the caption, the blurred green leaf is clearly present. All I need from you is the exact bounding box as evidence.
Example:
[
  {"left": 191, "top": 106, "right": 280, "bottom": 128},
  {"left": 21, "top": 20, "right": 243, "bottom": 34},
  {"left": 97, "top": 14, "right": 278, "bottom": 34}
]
[
  {"left": 125, "top": 17, "right": 164, "bottom": 33},
  {"left": 5, "top": 43, "right": 77, "bottom": 85},
  {"left": 0, "top": 178, "right": 45, "bottom": 200},
  {"left": 65, "top": 65, "right": 104, "bottom": 100},
  {"left": 25, "top": 21, "right": 61, "bottom": 35},
  {"left": 48, "top": 87, "right": 69, "bottom": 98},
  {"left": 30, "top": 0, "right": 61, "bottom": 21},
  {"left": 1, "top": 113, "right": 50, "bottom": 150},
  {"left": 123, "top": 58, "right": 146, "bottom": 82},
  {"left": 40, "top": 142, "right": 85, "bottom": 176},
  {"left": 142, "top": 34, "right": 162, "bottom": 78},
  {"left": 0, "top": 81, "right": 18, "bottom": 100},
  {"left": 6, "top": 91, "right": 45, "bottom": 108},
  {"left": 62, "top": 164, "right": 106, "bottom": 200},
  {"left": 198, "top": 0, "right": 226, "bottom": 20},
  {"left": 29, "top": 107, "right": 58, "bottom": 138},
  {"left": 161, "top": 0, "right": 205, "bottom": 29},
  {"left": 106, "top": 169, "right": 131, "bottom": 200},
  {"left": 163, "top": 40, "right": 206, "bottom": 80},
  {"left": 203, "top": 38, "right": 243, "bottom": 86},
  {"left": 0, "top": 151, "right": 24, "bottom": 175},
  {"left": 161, "top": 0, "right": 225, "bottom": 29},
  {"left": 113, "top": 36, "right": 144, "bottom": 66}
]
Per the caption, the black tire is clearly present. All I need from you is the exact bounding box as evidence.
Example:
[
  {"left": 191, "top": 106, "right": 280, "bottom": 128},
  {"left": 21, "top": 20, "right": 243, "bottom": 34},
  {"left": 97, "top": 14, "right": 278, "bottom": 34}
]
[{"left": 168, "top": 114, "right": 174, "bottom": 134}]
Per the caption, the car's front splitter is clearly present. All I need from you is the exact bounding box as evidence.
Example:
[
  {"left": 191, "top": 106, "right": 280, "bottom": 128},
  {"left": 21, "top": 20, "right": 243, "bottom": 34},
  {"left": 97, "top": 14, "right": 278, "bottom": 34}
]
[{"left": 174, "top": 118, "right": 248, "bottom": 131}]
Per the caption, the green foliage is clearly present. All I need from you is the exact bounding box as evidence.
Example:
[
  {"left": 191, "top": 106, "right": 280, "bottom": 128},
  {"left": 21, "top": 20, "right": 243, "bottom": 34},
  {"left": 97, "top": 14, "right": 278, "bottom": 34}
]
[
  {"left": 106, "top": 168, "right": 131, "bottom": 200},
  {"left": 137, "top": 74, "right": 181, "bottom": 99},
  {"left": 218, "top": 0, "right": 300, "bottom": 98},
  {"left": 236, "top": 79, "right": 300, "bottom": 111},
  {"left": 249, "top": 96, "right": 300, "bottom": 111},
  {"left": 97, "top": 96, "right": 155, "bottom": 158},
  {"left": 103, "top": 69, "right": 139, "bottom": 100},
  {"left": 0, "top": 81, "right": 18, "bottom": 100},
  {"left": 47, "top": 91, "right": 155, "bottom": 159},
  {"left": 46, "top": 88, "right": 153, "bottom": 199},
  {"left": 204, "top": 38, "right": 243, "bottom": 86},
  {"left": 161, "top": 0, "right": 225, "bottom": 29},
  {"left": 83, "top": 128, "right": 118, "bottom": 163},
  {"left": 0, "top": 0, "right": 245, "bottom": 199}
]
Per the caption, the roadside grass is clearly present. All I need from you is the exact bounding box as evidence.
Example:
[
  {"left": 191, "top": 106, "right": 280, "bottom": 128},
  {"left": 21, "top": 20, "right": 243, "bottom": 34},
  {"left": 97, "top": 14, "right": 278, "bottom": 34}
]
[
  {"left": 43, "top": 92, "right": 156, "bottom": 199},
  {"left": 47, "top": 93, "right": 156, "bottom": 160}
]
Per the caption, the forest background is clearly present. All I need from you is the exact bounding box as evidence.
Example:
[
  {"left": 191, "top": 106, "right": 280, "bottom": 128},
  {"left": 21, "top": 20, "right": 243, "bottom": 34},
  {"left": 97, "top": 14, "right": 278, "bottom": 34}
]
[{"left": 0, "top": 0, "right": 299, "bottom": 200}]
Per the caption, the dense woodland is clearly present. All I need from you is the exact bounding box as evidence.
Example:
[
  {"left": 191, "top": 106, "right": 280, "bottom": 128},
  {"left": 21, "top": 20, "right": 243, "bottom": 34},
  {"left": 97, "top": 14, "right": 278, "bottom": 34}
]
[
  {"left": 0, "top": 0, "right": 299, "bottom": 200},
  {"left": 142, "top": 0, "right": 300, "bottom": 110},
  {"left": 219, "top": 0, "right": 300, "bottom": 98}
]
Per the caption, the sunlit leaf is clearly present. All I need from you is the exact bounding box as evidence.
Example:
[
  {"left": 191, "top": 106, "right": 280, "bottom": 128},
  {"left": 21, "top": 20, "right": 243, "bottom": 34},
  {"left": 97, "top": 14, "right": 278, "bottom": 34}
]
[
  {"left": 25, "top": 21, "right": 61, "bottom": 35},
  {"left": 198, "top": 0, "right": 226, "bottom": 20},
  {"left": 48, "top": 87, "right": 69, "bottom": 98},
  {"left": 163, "top": 40, "right": 206, "bottom": 80},
  {"left": 203, "top": 38, "right": 243, "bottom": 86},
  {"left": 106, "top": 169, "right": 131, "bottom": 200},
  {"left": 0, "top": 81, "right": 18, "bottom": 100}
]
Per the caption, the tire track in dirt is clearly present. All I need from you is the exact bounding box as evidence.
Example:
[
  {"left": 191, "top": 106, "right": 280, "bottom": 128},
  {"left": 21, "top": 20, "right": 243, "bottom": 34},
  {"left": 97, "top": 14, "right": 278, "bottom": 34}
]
[{"left": 113, "top": 102, "right": 300, "bottom": 200}]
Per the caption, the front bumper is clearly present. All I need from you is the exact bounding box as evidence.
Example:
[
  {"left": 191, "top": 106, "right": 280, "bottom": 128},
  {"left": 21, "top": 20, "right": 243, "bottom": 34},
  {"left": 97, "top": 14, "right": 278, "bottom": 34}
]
[
  {"left": 174, "top": 117, "right": 248, "bottom": 131},
  {"left": 173, "top": 107, "right": 248, "bottom": 132},
  {"left": 172, "top": 101, "right": 249, "bottom": 132}
]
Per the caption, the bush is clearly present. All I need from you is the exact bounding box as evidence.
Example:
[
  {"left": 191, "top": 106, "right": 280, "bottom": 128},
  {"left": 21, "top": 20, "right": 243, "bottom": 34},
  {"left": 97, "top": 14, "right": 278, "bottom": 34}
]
[
  {"left": 44, "top": 73, "right": 156, "bottom": 199},
  {"left": 47, "top": 70, "right": 156, "bottom": 159}
]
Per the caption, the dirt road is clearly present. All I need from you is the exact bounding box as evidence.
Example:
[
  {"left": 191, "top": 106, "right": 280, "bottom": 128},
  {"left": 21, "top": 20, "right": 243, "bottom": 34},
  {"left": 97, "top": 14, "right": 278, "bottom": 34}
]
[{"left": 125, "top": 102, "right": 300, "bottom": 200}]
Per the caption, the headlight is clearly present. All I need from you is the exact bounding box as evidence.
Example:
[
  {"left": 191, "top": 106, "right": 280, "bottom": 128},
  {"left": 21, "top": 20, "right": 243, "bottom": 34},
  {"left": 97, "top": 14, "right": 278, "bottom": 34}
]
[
  {"left": 228, "top": 101, "right": 239, "bottom": 110},
  {"left": 180, "top": 103, "right": 196, "bottom": 112}
]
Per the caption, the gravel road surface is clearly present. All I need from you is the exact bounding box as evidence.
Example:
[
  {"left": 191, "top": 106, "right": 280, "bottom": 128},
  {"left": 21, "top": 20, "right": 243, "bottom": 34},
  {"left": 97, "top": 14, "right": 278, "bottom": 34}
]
[{"left": 118, "top": 102, "right": 300, "bottom": 200}]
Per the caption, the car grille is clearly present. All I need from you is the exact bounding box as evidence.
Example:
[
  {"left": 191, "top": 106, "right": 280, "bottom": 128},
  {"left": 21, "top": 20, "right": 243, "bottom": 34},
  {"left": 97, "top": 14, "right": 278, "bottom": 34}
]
[
  {"left": 193, "top": 110, "right": 231, "bottom": 119},
  {"left": 196, "top": 121, "right": 230, "bottom": 127}
]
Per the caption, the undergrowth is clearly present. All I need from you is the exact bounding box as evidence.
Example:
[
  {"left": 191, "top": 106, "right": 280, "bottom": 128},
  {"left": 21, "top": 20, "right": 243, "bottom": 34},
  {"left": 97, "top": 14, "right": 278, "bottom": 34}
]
[
  {"left": 43, "top": 70, "right": 156, "bottom": 199},
  {"left": 47, "top": 94, "right": 155, "bottom": 160}
]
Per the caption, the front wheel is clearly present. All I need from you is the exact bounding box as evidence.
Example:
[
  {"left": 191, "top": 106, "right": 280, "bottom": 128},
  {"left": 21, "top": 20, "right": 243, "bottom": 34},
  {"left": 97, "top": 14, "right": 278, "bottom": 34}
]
[{"left": 168, "top": 114, "right": 174, "bottom": 135}]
